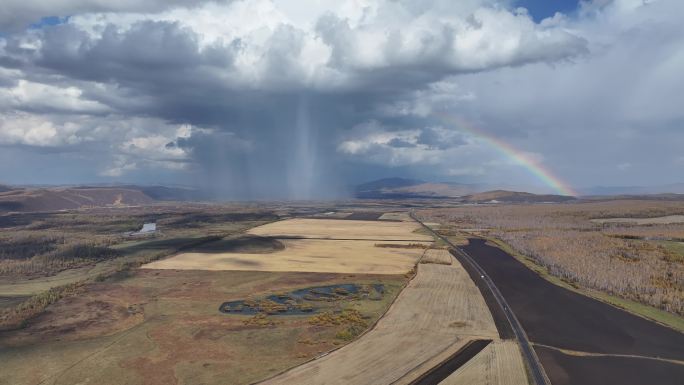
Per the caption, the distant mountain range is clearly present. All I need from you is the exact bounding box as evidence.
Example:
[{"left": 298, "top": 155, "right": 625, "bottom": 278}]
[
  {"left": 355, "top": 178, "right": 488, "bottom": 199},
  {"left": 1, "top": 179, "right": 682, "bottom": 213},
  {"left": 0, "top": 185, "right": 205, "bottom": 213},
  {"left": 354, "top": 178, "right": 684, "bottom": 202}
]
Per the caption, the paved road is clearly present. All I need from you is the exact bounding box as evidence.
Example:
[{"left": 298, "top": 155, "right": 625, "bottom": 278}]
[{"left": 410, "top": 213, "right": 550, "bottom": 385}]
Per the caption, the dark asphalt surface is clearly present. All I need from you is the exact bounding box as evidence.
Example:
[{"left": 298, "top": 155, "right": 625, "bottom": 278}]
[
  {"left": 410, "top": 340, "right": 492, "bottom": 385},
  {"left": 462, "top": 238, "right": 684, "bottom": 385},
  {"left": 536, "top": 345, "right": 684, "bottom": 385}
]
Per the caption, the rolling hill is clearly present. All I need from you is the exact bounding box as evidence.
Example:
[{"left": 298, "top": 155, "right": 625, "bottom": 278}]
[
  {"left": 355, "top": 178, "right": 486, "bottom": 199},
  {"left": 0, "top": 187, "right": 155, "bottom": 212},
  {"left": 461, "top": 190, "right": 576, "bottom": 203}
]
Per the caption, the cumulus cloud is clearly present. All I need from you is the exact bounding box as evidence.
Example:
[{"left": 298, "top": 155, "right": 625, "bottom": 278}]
[{"left": 0, "top": 0, "right": 681, "bottom": 196}]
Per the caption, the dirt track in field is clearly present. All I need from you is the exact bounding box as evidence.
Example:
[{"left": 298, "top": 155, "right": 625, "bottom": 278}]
[{"left": 461, "top": 238, "right": 684, "bottom": 385}]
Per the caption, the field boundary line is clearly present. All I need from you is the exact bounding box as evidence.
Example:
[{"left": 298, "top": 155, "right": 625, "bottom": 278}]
[{"left": 532, "top": 343, "right": 684, "bottom": 366}]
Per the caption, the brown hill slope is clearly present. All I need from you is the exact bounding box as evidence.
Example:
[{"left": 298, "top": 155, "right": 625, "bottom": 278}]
[
  {"left": 392, "top": 183, "right": 484, "bottom": 197},
  {"left": 0, "top": 187, "right": 155, "bottom": 213}
]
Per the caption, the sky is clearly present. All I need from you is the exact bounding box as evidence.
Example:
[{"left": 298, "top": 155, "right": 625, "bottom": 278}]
[{"left": 0, "top": 0, "right": 682, "bottom": 199}]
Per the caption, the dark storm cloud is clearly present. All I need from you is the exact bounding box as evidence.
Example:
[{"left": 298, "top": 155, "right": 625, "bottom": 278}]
[
  {"left": 0, "top": 0, "right": 680, "bottom": 197},
  {"left": 387, "top": 138, "right": 416, "bottom": 148},
  {"left": 416, "top": 127, "right": 466, "bottom": 150}
]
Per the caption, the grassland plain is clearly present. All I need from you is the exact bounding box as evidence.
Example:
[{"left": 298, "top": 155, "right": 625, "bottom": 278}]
[
  {"left": 0, "top": 205, "right": 273, "bottom": 344},
  {"left": 260, "top": 261, "right": 523, "bottom": 385},
  {"left": 0, "top": 269, "right": 405, "bottom": 385}
]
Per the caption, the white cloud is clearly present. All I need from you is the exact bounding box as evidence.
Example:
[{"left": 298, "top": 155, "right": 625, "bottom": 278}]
[
  {"left": 0, "top": 113, "right": 82, "bottom": 146},
  {"left": 0, "top": 79, "right": 110, "bottom": 114},
  {"left": 9, "top": 0, "right": 586, "bottom": 93}
]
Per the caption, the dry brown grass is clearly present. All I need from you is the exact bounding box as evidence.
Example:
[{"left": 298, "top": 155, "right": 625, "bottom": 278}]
[
  {"left": 261, "top": 262, "right": 498, "bottom": 385},
  {"left": 418, "top": 200, "right": 684, "bottom": 315},
  {"left": 420, "top": 249, "right": 453, "bottom": 265},
  {"left": 0, "top": 269, "right": 405, "bottom": 385}
]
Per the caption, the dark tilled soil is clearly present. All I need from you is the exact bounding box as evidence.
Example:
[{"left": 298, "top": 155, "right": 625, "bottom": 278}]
[
  {"left": 411, "top": 339, "right": 492, "bottom": 385},
  {"left": 535, "top": 346, "right": 684, "bottom": 385},
  {"left": 190, "top": 235, "right": 285, "bottom": 253},
  {"left": 343, "top": 212, "right": 383, "bottom": 220},
  {"left": 461, "top": 238, "right": 684, "bottom": 360}
]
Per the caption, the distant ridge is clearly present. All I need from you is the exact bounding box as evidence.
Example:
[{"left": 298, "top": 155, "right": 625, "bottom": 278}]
[
  {"left": 355, "top": 177, "right": 424, "bottom": 192},
  {"left": 0, "top": 184, "right": 14, "bottom": 193},
  {"left": 0, "top": 185, "right": 205, "bottom": 213},
  {"left": 581, "top": 183, "right": 684, "bottom": 195},
  {"left": 462, "top": 190, "right": 576, "bottom": 203},
  {"left": 0, "top": 187, "right": 154, "bottom": 213},
  {"left": 355, "top": 178, "right": 488, "bottom": 199}
]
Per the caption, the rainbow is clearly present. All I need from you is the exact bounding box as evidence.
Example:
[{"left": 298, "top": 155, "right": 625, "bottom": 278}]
[{"left": 437, "top": 114, "right": 578, "bottom": 197}]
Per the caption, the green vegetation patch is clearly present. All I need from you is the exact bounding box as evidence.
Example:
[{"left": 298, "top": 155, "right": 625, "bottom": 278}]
[{"left": 660, "top": 241, "right": 684, "bottom": 263}]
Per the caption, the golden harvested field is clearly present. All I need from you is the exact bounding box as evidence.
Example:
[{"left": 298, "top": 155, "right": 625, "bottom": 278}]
[
  {"left": 439, "top": 340, "right": 527, "bottom": 385},
  {"left": 142, "top": 239, "right": 429, "bottom": 274},
  {"left": 378, "top": 212, "right": 412, "bottom": 221},
  {"left": 247, "top": 218, "right": 431, "bottom": 241},
  {"left": 420, "top": 248, "right": 453, "bottom": 265},
  {"left": 261, "top": 262, "right": 498, "bottom": 385}
]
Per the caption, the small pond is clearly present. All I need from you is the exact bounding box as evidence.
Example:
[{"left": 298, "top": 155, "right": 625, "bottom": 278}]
[{"left": 219, "top": 283, "right": 385, "bottom": 315}]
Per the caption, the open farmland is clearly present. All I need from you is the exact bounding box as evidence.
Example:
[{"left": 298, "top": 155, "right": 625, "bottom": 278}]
[
  {"left": 1, "top": 208, "right": 531, "bottom": 385},
  {"left": 418, "top": 199, "right": 684, "bottom": 318},
  {"left": 247, "top": 218, "right": 432, "bottom": 241},
  {"left": 143, "top": 238, "right": 428, "bottom": 274},
  {"left": 420, "top": 248, "right": 453, "bottom": 265},
  {"left": 144, "top": 218, "right": 432, "bottom": 274},
  {"left": 260, "top": 260, "right": 521, "bottom": 385},
  {"left": 439, "top": 340, "right": 527, "bottom": 385}
]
